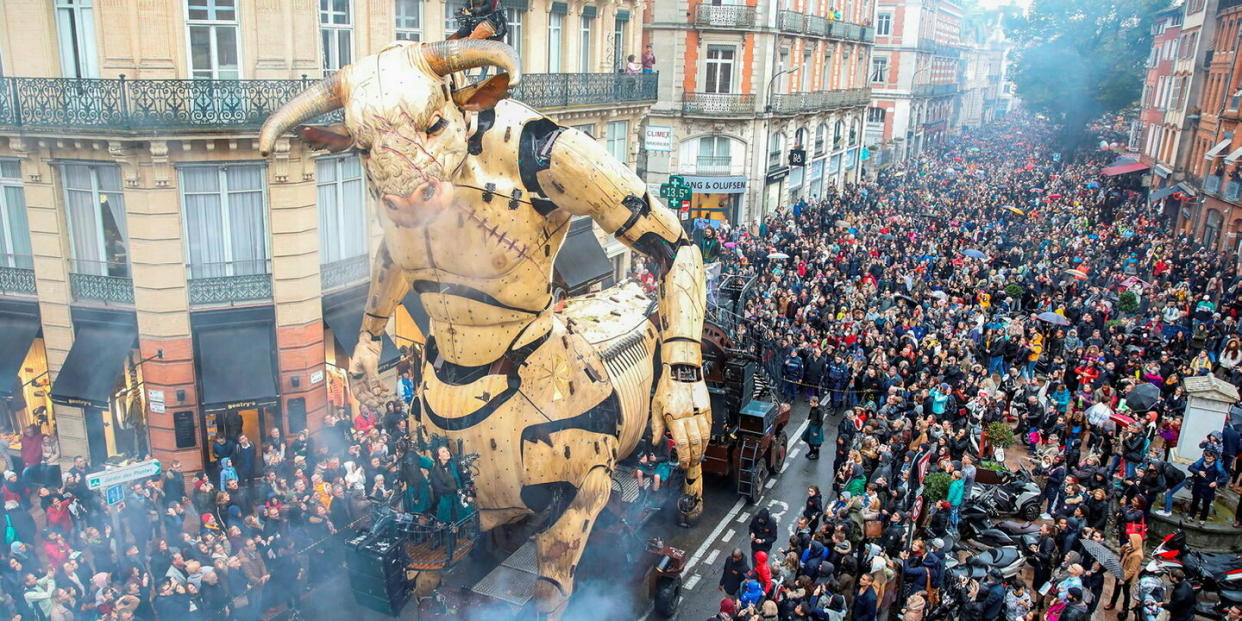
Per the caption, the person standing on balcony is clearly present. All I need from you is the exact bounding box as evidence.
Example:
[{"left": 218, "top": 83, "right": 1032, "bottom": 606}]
[
  {"left": 642, "top": 44, "right": 656, "bottom": 73},
  {"left": 625, "top": 55, "right": 642, "bottom": 74}
]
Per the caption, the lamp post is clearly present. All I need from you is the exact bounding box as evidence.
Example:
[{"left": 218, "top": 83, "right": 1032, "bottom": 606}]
[{"left": 765, "top": 65, "right": 799, "bottom": 113}]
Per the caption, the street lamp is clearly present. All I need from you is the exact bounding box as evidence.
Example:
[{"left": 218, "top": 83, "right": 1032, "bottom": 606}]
[{"left": 765, "top": 65, "right": 799, "bottom": 113}]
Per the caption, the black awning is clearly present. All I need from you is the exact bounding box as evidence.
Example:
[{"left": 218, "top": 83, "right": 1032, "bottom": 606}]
[
  {"left": 51, "top": 318, "right": 136, "bottom": 409},
  {"left": 553, "top": 218, "right": 613, "bottom": 296},
  {"left": 323, "top": 293, "right": 401, "bottom": 372},
  {"left": 192, "top": 308, "right": 279, "bottom": 413},
  {"left": 1149, "top": 185, "right": 1179, "bottom": 202},
  {"left": 0, "top": 301, "right": 40, "bottom": 397}
]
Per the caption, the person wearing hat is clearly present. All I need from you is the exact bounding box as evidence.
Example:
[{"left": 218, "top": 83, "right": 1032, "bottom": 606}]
[
  {"left": 1188, "top": 448, "right": 1230, "bottom": 526},
  {"left": 1060, "top": 586, "right": 1090, "bottom": 621}
]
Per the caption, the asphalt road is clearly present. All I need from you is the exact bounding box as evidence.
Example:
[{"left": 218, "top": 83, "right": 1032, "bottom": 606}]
[{"left": 285, "top": 400, "right": 832, "bottom": 621}]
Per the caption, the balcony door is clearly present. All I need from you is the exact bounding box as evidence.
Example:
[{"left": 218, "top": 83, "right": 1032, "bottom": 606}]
[
  {"left": 0, "top": 162, "right": 32, "bottom": 270},
  {"left": 56, "top": 0, "right": 99, "bottom": 78},
  {"left": 697, "top": 136, "right": 732, "bottom": 175},
  {"left": 705, "top": 46, "right": 735, "bottom": 94},
  {"left": 186, "top": 0, "right": 241, "bottom": 79},
  {"left": 320, "top": 0, "right": 353, "bottom": 75},
  {"left": 62, "top": 163, "right": 128, "bottom": 278}
]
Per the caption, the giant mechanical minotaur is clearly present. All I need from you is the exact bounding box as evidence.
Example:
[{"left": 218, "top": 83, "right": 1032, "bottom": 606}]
[{"left": 259, "top": 40, "right": 710, "bottom": 618}]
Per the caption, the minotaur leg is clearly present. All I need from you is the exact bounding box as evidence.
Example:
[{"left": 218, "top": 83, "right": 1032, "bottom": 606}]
[
  {"left": 531, "top": 466, "right": 612, "bottom": 620},
  {"left": 679, "top": 462, "right": 705, "bottom": 526}
]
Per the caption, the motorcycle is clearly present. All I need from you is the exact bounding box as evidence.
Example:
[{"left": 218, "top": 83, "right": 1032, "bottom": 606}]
[
  {"left": 969, "top": 466, "right": 1043, "bottom": 521},
  {"left": 955, "top": 504, "right": 1040, "bottom": 553},
  {"left": 1146, "top": 531, "right": 1242, "bottom": 619}
]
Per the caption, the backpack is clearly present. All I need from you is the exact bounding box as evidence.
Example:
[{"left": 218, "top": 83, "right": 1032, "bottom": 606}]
[{"left": 1162, "top": 462, "right": 1186, "bottom": 486}]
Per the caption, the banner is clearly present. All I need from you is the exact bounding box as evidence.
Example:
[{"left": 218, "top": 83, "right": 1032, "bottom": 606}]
[{"left": 644, "top": 126, "right": 673, "bottom": 152}]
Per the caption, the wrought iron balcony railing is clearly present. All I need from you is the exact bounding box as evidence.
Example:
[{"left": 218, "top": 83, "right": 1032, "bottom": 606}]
[
  {"left": 695, "top": 4, "right": 758, "bottom": 28},
  {"left": 1226, "top": 180, "right": 1242, "bottom": 203},
  {"left": 770, "top": 88, "right": 872, "bottom": 114},
  {"left": 69, "top": 259, "right": 133, "bottom": 305},
  {"left": 0, "top": 254, "right": 36, "bottom": 296},
  {"left": 806, "top": 16, "right": 828, "bottom": 36},
  {"left": 0, "top": 72, "right": 657, "bottom": 134},
  {"left": 187, "top": 259, "right": 272, "bottom": 306},
  {"left": 778, "top": 10, "right": 805, "bottom": 32},
  {"left": 683, "top": 92, "right": 756, "bottom": 116},
  {"left": 321, "top": 254, "right": 370, "bottom": 291},
  {"left": 695, "top": 155, "right": 733, "bottom": 176}
]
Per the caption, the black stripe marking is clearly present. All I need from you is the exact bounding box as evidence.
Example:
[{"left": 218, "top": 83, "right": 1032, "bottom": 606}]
[{"left": 412, "top": 280, "right": 545, "bottom": 315}]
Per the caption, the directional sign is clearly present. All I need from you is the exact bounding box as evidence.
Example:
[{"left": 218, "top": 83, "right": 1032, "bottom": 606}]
[
  {"left": 105, "top": 485, "right": 125, "bottom": 506},
  {"left": 86, "top": 459, "right": 161, "bottom": 491}
]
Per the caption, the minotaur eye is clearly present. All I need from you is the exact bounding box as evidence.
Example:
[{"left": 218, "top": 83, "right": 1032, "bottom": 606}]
[{"left": 427, "top": 118, "right": 447, "bottom": 136}]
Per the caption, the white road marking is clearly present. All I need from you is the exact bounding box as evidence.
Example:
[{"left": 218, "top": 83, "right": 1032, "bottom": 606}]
[
  {"left": 721, "top": 528, "right": 735, "bottom": 543},
  {"left": 781, "top": 463, "right": 790, "bottom": 474},
  {"left": 788, "top": 448, "right": 801, "bottom": 460},
  {"left": 766, "top": 499, "right": 789, "bottom": 524},
  {"left": 684, "top": 574, "right": 702, "bottom": 591},
  {"left": 735, "top": 511, "right": 750, "bottom": 524},
  {"left": 765, "top": 478, "right": 777, "bottom": 489},
  {"left": 684, "top": 497, "right": 745, "bottom": 572},
  {"left": 705, "top": 549, "right": 720, "bottom": 565}
]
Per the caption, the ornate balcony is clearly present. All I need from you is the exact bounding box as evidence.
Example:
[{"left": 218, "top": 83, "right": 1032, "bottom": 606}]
[
  {"left": 778, "top": 10, "right": 805, "bottom": 32},
  {"left": 695, "top": 4, "right": 757, "bottom": 28},
  {"left": 187, "top": 259, "right": 272, "bottom": 306},
  {"left": 68, "top": 260, "right": 133, "bottom": 305},
  {"left": 320, "top": 255, "right": 370, "bottom": 291},
  {"left": 770, "top": 88, "right": 872, "bottom": 114},
  {"left": 806, "top": 16, "right": 828, "bottom": 36},
  {"left": 0, "top": 73, "right": 657, "bottom": 134},
  {"left": 0, "top": 255, "right": 36, "bottom": 296},
  {"left": 682, "top": 92, "right": 756, "bottom": 116}
]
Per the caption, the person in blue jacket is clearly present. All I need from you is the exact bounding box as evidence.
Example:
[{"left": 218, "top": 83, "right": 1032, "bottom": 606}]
[
  {"left": 782, "top": 350, "right": 805, "bottom": 402},
  {"left": 1188, "top": 449, "right": 1230, "bottom": 525},
  {"left": 738, "top": 571, "right": 765, "bottom": 608}
]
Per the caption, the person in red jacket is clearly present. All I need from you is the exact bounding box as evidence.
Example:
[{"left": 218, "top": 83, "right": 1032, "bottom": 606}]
[{"left": 753, "top": 549, "right": 773, "bottom": 595}]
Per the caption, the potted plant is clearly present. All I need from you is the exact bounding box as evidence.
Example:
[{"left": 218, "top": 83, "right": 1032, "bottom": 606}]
[
  {"left": 1118, "top": 290, "right": 1139, "bottom": 315},
  {"left": 923, "top": 471, "right": 952, "bottom": 505},
  {"left": 985, "top": 421, "right": 1017, "bottom": 463}
]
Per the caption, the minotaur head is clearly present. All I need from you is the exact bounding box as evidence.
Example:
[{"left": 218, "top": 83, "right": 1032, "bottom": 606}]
[{"left": 259, "top": 40, "right": 520, "bottom": 227}]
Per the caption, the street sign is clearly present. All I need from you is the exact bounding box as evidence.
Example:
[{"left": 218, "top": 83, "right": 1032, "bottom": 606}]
[
  {"left": 105, "top": 485, "right": 124, "bottom": 506},
  {"left": 658, "top": 175, "right": 693, "bottom": 204},
  {"left": 86, "top": 459, "right": 161, "bottom": 491}
]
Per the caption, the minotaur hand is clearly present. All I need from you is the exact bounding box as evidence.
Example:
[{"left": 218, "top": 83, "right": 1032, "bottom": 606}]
[
  {"left": 652, "top": 370, "right": 711, "bottom": 470},
  {"left": 349, "top": 333, "right": 391, "bottom": 408}
]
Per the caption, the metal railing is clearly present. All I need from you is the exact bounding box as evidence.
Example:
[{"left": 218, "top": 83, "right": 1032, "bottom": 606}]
[
  {"left": 1205, "top": 174, "right": 1223, "bottom": 194},
  {"left": 770, "top": 88, "right": 872, "bottom": 114},
  {"left": 683, "top": 92, "right": 756, "bottom": 115},
  {"left": 1227, "top": 180, "right": 1242, "bottom": 203},
  {"left": 510, "top": 72, "right": 657, "bottom": 110},
  {"left": 0, "top": 254, "right": 36, "bottom": 296},
  {"left": 695, "top": 155, "right": 733, "bottom": 176},
  {"left": 806, "top": 16, "right": 828, "bottom": 36},
  {"left": 0, "top": 73, "right": 657, "bottom": 133},
  {"left": 320, "top": 254, "right": 370, "bottom": 291},
  {"left": 778, "top": 10, "right": 805, "bottom": 32},
  {"left": 695, "top": 4, "right": 757, "bottom": 28},
  {"left": 68, "top": 259, "right": 133, "bottom": 304},
  {"left": 187, "top": 259, "right": 272, "bottom": 305}
]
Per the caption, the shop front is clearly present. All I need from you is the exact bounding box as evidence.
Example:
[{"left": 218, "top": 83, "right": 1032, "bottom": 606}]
[
  {"left": 323, "top": 285, "right": 403, "bottom": 420},
  {"left": 764, "top": 167, "right": 789, "bottom": 217},
  {"left": 191, "top": 307, "right": 280, "bottom": 470},
  {"left": 50, "top": 309, "right": 142, "bottom": 467},
  {"left": 680, "top": 175, "right": 747, "bottom": 224},
  {"left": 808, "top": 159, "right": 825, "bottom": 199},
  {"left": 0, "top": 300, "right": 53, "bottom": 457},
  {"left": 845, "top": 148, "right": 859, "bottom": 183}
]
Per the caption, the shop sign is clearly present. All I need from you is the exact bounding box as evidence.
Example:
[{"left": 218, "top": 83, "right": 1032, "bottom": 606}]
[
  {"left": 148, "top": 389, "right": 165, "bottom": 414},
  {"left": 87, "top": 459, "right": 161, "bottom": 491},
  {"left": 311, "top": 370, "right": 324, "bottom": 385},
  {"left": 679, "top": 175, "right": 747, "bottom": 194},
  {"left": 644, "top": 126, "right": 673, "bottom": 152},
  {"left": 105, "top": 485, "right": 124, "bottom": 506},
  {"left": 766, "top": 166, "right": 790, "bottom": 184},
  {"left": 203, "top": 396, "right": 280, "bottom": 414}
]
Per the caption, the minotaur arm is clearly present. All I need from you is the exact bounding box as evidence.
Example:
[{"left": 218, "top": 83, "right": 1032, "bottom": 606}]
[{"left": 350, "top": 242, "right": 412, "bottom": 406}]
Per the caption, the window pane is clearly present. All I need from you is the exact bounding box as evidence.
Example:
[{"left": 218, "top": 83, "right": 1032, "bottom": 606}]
[
  {"left": 333, "top": 0, "right": 350, "bottom": 23},
  {"left": 0, "top": 161, "right": 20, "bottom": 178},
  {"left": 189, "top": 26, "right": 212, "bottom": 74},
  {"left": 338, "top": 30, "right": 352, "bottom": 66},
  {"left": 322, "top": 30, "right": 332, "bottom": 70},
  {"left": 216, "top": 27, "right": 238, "bottom": 72},
  {"left": 3, "top": 186, "right": 32, "bottom": 267}
]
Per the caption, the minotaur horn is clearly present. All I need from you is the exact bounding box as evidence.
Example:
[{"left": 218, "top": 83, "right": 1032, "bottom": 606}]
[
  {"left": 258, "top": 71, "right": 344, "bottom": 157},
  {"left": 420, "top": 39, "right": 522, "bottom": 87}
]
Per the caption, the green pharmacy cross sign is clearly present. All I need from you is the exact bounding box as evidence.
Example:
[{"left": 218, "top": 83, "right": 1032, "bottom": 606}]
[{"left": 659, "top": 175, "right": 693, "bottom": 204}]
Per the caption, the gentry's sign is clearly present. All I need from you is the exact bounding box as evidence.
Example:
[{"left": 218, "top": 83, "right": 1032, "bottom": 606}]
[{"left": 679, "top": 175, "right": 747, "bottom": 194}]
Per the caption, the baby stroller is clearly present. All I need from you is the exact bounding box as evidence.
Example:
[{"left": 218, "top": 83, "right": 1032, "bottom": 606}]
[{"left": 1136, "top": 574, "right": 1168, "bottom": 621}]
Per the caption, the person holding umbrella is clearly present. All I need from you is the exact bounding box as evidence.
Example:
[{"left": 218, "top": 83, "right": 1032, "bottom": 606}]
[{"left": 1103, "top": 533, "right": 1143, "bottom": 620}]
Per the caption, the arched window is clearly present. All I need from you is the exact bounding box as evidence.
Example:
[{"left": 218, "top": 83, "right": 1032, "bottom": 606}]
[
  {"left": 833, "top": 120, "right": 844, "bottom": 148},
  {"left": 696, "top": 135, "right": 733, "bottom": 175},
  {"left": 795, "top": 127, "right": 809, "bottom": 149},
  {"left": 768, "top": 132, "right": 785, "bottom": 169},
  {"left": 815, "top": 124, "right": 828, "bottom": 156},
  {"left": 849, "top": 120, "right": 859, "bottom": 146}
]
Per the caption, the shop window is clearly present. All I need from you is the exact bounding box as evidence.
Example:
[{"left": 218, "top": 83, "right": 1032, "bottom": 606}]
[
  {"left": 320, "top": 0, "right": 353, "bottom": 75},
  {"left": 0, "top": 161, "right": 32, "bottom": 269},
  {"left": 395, "top": 0, "right": 422, "bottom": 41},
  {"left": 317, "top": 154, "right": 367, "bottom": 264},
  {"left": 186, "top": 0, "right": 240, "bottom": 79},
  {"left": 179, "top": 164, "right": 269, "bottom": 279},
  {"left": 62, "top": 163, "right": 129, "bottom": 277}
]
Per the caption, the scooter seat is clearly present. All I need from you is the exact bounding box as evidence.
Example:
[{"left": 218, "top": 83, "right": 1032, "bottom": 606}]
[
  {"left": 970, "top": 547, "right": 1021, "bottom": 568},
  {"left": 996, "top": 519, "right": 1040, "bottom": 534}
]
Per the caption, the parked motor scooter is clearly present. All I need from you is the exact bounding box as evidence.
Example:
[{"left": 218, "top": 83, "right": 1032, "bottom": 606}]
[
  {"left": 969, "top": 466, "right": 1043, "bottom": 521},
  {"left": 956, "top": 504, "right": 1040, "bottom": 552},
  {"left": 1145, "top": 531, "right": 1242, "bottom": 619}
]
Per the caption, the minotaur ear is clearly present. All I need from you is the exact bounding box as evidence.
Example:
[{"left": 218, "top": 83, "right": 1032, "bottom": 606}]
[
  {"left": 451, "top": 74, "right": 511, "bottom": 112},
  {"left": 297, "top": 124, "right": 354, "bottom": 153}
]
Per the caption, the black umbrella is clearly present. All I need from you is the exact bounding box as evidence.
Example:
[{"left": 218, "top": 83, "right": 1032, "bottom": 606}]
[
  {"left": 1080, "top": 539, "right": 1124, "bottom": 579},
  {"left": 1126, "top": 383, "right": 1161, "bottom": 413},
  {"left": 895, "top": 294, "right": 916, "bottom": 305}
]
